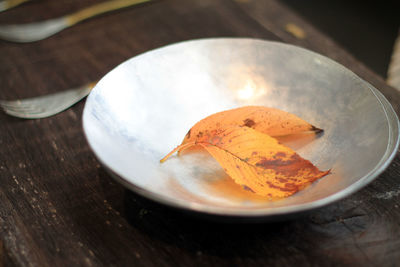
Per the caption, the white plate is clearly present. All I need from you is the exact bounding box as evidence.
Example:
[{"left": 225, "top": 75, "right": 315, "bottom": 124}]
[{"left": 82, "top": 38, "right": 399, "bottom": 220}]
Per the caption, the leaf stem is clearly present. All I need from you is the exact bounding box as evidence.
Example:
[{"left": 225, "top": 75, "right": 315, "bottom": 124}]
[{"left": 160, "top": 142, "right": 196, "bottom": 163}]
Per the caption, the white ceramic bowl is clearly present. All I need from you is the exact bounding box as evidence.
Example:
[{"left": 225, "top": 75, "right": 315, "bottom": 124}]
[{"left": 83, "top": 38, "right": 399, "bottom": 220}]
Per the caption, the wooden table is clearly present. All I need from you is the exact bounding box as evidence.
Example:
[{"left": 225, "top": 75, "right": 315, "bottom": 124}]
[{"left": 1, "top": 0, "right": 399, "bottom": 266}]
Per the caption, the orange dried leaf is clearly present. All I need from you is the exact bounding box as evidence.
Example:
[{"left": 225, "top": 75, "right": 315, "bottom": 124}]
[
  {"left": 162, "top": 126, "right": 329, "bottom": 199},
  {"left": 181, "top": 106, "right": 321, "bottom": 147}
]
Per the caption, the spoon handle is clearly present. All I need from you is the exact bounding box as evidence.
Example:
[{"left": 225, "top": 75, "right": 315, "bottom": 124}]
[
  {"left": 0, "top": 0, "right": 31, "bottom": 12},
  {"left": 66, "top": 0, "right": 150, "bottom": 26}
]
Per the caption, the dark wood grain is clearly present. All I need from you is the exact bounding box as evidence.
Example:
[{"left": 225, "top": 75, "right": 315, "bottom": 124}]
[{"left": 0, "top": 0, "right": 399, "bottom": 266}]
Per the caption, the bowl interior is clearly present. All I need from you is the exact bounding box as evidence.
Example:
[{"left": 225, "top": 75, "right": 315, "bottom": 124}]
[{"left": 83, "top": 38, "right": 399, "bottom": 217}]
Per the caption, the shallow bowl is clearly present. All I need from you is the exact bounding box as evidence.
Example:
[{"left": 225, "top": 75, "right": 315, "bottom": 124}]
[{"left": 83, "top": 38, "right": 399, "bottom": 220}]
